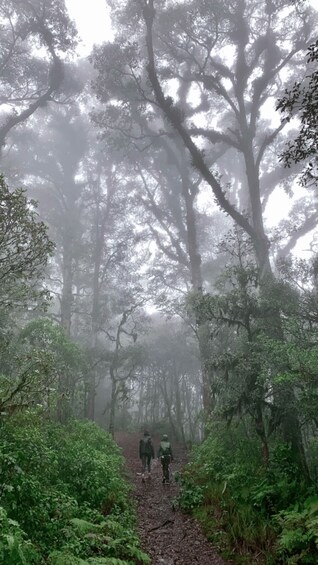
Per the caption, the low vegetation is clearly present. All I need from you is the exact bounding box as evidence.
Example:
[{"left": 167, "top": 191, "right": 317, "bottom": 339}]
[
  {"left": 179, "top": 424, "right": 318, "bottom": 564},
  {"left": 0, "top": 413, "right": 150, "bottom": 565},
  {"left": 178, "top": 245, "right": 318, "bottom": 564}
]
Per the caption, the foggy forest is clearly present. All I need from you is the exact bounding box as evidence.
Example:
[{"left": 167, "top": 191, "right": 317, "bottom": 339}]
[{"left": 0, "top": 0, "right": 318, "bottom": 563}]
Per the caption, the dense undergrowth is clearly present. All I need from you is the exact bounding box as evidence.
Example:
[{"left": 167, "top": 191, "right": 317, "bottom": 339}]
[
  {"left": 178, "top": 423, "right": 318, "bottom": 564},
  {"left": 0, "top": 412, "right": 150, "bottom": 565}
]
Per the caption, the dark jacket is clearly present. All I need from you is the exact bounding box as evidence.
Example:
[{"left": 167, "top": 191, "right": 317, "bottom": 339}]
[{"left": 139, "top": 435, "right": 155, "bottom": 458}]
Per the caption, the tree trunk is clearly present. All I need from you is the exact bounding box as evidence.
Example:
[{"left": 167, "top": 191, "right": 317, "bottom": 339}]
[
  {"left": 86, "top": 172, "right": 108, "bottom": 421},
  {"left": 60, "top": 233, "right": 73, "bottom": 336},
  {"left": 137, "top": 378, "right": 145, "bottom": 425},
  {"left": 173, "top": 367, "right": 186, "bottom": 446},
  {"left": 159, "top": 375, "right": 179, "bottom": 441},
  {"left": 255, "top": 403, "right": 269, "bottom": 467},
  {"left": 85, "top": 380, "right": 95, "bottom": 421},
  {"left": 109, "top": 368, "right": 117, "bottom": 438},
  {"left": 182, "top": 376, "right": 195, "bottom": 440},
  {"left": 180, "top": 159, "right": 214, "bottom": 417}
]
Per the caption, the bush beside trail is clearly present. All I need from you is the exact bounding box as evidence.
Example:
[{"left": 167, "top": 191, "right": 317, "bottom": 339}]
[
  {"left": 178, "top": 423, "right": 318, "bottom": 565},
  {"left": 0, "top": 412, "right": 150, "bottom": 565}
]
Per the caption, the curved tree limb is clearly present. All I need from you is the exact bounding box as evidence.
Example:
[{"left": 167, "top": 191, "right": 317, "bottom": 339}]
[{"left": 142, "top": 0, "right": 257, "bottom": 243}]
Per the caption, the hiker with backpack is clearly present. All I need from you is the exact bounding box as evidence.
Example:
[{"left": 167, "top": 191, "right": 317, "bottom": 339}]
[
  {"left": 139, "top": 430, "right": 155, "bottom": 480},
  {"left": 157, "top": 433, "right": 173, "bottom": 484}
]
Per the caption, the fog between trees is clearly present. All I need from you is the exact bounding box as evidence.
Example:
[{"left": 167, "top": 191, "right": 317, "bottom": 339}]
[{"left": 1, "top": 0, "right": 318, "bottom": 459}]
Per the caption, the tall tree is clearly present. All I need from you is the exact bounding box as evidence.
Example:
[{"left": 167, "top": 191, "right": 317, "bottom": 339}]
[
  {"left": 0, "top": 175, "right": 55, "bottom": 416},
  {"left": 276, "top": 39, "right": 318, "bottom": 255},
  {"left": 96, "top": 0, "right": 317, "bottom": 277},
  {"left": 0, "top": 174, "right": 54, "bottom": 311},
  {"left": 0, "top": 0, "right": 77, "bottom": 152},
  {"left": 278, "top": 39, "right": 318, "bottom": 188},
  {"left": 79, "top": 150, "right": 142, "bottom": 420},
  {"left": 94, "top": 0, "right": 317, "bottom": 456},
  {"left": 9, "top": 107, "right": 89, "bottom": 335}
]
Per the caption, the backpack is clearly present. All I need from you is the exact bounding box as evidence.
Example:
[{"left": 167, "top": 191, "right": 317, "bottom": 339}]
[
  {"left": 141, "top": 436, "right": 152, "bottom": 454},
  {"left": 160, "top": 440, "right": 171, "bottom": 456}
]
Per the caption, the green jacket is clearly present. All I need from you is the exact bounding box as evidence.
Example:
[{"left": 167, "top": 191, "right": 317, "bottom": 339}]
[{"left": 158, "top": 440, "right": 173, "bottom": 459}]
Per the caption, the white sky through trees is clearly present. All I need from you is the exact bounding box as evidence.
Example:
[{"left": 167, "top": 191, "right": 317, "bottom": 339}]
[
  {"left": 65, "top": 0, "right": 113, "bottom": 55},
  {"left": 65, "top": 0, "right": 317, "bottom": 258},
  {"left": 66, "top": 0, "right": 317, "bottom": 55}
]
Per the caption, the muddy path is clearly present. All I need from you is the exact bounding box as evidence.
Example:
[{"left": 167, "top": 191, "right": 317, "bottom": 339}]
[{"left": 116, "top": 432, "right": 232, "bottom": 565}]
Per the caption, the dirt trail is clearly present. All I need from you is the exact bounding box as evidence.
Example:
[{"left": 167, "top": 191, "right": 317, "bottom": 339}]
[{"left": 116, "top": 432, "right": 232, "bottom": 565}]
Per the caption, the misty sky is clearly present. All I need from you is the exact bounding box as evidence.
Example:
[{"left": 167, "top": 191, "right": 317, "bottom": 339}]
[
  {"left": 65, "top": 0, "right": 113, "bottom": 54},
  {"left": 65, "top": 0, "right": 317, "bottom": 56}
]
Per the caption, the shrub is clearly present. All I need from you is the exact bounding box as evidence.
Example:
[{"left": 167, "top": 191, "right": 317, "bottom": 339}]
[
  {"left": 178, "top": 422, "right": 317, "bottom": 562},
  {"left": 0, "top": 506, "right": 40, "bottom": 564},
  {"left": 0, "top": 412, "right": 149, "bottom": 563},
  {"left": 276, "top": 497, "right": 318, "bottom": 564}
]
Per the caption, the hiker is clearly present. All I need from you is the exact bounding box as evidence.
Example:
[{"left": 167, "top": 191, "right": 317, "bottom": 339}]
[
  {"left": 157, "top": 433, "right": 173, "bottom": 484},
  {"left": 139, "top": 430, "right": 155, "bottom": 480}
]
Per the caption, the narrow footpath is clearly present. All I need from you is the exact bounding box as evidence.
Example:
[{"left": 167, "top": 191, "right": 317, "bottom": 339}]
[{"left": 116, "top": 433, "right": 232, "bottom": 565}]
